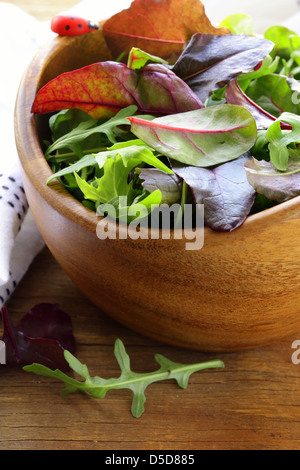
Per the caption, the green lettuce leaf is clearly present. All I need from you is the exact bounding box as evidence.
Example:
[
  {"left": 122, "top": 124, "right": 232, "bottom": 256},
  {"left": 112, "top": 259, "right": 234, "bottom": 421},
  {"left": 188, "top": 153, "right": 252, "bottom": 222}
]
[{"left": 219, "top": 14, "right": 254, "bottom": 35}]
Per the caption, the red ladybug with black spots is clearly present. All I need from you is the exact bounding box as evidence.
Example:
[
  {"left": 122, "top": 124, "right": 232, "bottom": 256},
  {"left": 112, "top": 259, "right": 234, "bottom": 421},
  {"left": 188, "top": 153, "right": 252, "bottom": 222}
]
[{"left": 51, "top": 15, "right": 99, "bottom": 36}]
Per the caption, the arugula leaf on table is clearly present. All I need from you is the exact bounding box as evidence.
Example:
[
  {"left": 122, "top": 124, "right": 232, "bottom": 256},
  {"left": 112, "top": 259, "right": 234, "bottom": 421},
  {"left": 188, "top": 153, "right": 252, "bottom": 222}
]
[{"left": 23, "top": 338, "right": 225, "bottom": 418}]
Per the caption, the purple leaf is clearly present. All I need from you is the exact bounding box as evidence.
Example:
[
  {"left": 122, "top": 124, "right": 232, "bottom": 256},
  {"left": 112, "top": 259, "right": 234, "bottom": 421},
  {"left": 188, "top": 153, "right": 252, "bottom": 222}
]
[
  {"left": 245, "top": 158, "right": 300, "bottom": 202},
  {"left": 172, "top": 33, "right": 274, "bottom": 102},
  {"left": 138, "top": 168, "right": 182, "bottom": 204},
  {"left": 172, "top": 153, "right": 256, "bottom": 231},
  {"left": 1, "top": 304, "right": 76, "bottom": 370}
]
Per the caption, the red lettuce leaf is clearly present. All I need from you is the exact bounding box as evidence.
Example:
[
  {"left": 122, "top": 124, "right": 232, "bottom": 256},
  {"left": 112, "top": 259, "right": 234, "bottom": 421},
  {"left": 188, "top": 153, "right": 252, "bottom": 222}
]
[
  {"left": 31, "top": 62, "right": 203, "bottom": 118},
  {"left": 1, "top": 303, "right": 76, "bottom": 370},
  {"left": 172, "top": 33, "right": 275, "bottom": 102},
  {"left": 172, "top": 153, "right": 256, "bottom": 232},
  {"left": 102, "top": 0, "right": 229, "bottom": 61}
]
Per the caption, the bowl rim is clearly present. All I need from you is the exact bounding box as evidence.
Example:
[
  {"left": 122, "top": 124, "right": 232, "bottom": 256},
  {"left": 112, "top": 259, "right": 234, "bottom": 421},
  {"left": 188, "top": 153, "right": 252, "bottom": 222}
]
[{"left": 14, "top": 34, "right": 300, "bottom": 239}]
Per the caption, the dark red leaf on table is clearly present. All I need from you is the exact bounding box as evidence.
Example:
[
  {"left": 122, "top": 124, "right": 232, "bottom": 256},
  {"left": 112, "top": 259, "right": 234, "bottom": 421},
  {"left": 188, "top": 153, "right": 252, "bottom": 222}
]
[{"left": 1, "top": 303, "right": 76, "bottom": 370}]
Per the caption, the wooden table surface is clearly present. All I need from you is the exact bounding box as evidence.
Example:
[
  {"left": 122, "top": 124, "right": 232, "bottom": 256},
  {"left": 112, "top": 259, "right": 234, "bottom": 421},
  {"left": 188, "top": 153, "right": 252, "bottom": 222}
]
[{"left": 2, "top": 0, "right": 300, "bottom": 452}]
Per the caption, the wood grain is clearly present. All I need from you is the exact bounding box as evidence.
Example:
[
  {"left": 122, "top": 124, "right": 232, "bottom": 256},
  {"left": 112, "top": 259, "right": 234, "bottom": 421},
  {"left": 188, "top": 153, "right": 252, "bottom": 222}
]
[
  {"left": 2, "top": 247, "right": 300, "bottom": 450},
  {"left": 14, "top": 15, "right": 300, "bottom": 352},
  {"left": 3, "top": 0, "right": 300, "bottom": 451}
]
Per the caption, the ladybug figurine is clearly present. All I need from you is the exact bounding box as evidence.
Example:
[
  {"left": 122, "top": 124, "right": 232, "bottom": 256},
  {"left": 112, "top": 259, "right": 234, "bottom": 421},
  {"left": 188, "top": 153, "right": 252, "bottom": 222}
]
[{"left": 51, "top": 15, "right": 99, "bottom": 36}]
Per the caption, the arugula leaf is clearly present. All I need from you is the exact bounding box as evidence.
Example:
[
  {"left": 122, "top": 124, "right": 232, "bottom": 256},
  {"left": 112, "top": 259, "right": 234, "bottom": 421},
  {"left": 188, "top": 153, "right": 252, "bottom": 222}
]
[
  {"left": 45, "top": 106, "right": 138, "bottom": 159},
  {"left": 245, "top": 74, "right": 300, "bottom": 118},
  {"left": 237, "top": 55, "right": 280, "bottom": 91},
  {"left": 23, "top": 339, "right": 224, "bottom": 418},
  {"left": 49, "top": 109, "right": 95, "bottom": 142},
  {"left": 73, "top": 142, "right": 173, "bottom": 222},
  {"left": 265, "top": 112, "right": 300, "bottom": 171}
]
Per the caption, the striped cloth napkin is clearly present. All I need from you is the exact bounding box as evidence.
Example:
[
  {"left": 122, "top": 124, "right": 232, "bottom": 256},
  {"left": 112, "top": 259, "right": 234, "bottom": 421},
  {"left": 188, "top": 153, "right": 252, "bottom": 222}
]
[{"left": 0, "top": 0, "right": 299, "bottom": 308}]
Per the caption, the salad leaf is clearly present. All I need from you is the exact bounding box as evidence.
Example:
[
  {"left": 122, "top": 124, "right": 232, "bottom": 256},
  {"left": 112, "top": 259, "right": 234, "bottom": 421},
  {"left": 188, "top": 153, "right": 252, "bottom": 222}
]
[
  {"left": 73, "top": 142, "right": 172, "bottom": 221},
  {"left": 171, "top": 33, "right": 274, "bottom": 102},
  {"left": 173, "top": 153, "right": 256, "bottom": 231},
  {"left": 23, "top": 338, "right": 224, "bottom": 418},
  {"left": 245, "top": 158, "right": 300, "bottom": 202},
  {"left": 128, "top": 104, "right": 257, "bottom": 167},
  {"left": 219, "top": 14, "right": 254, "bottom": 36},
  {"left": 225, "top": 78, "right": 277, "bottom": 130},
  {"left": 45, "top": 106, "right": 138, "bottom": 158},
  {"left": 265, "top": 112, "right": 300, "bottom": 171},
  {"left": 137, "top": 168, "right": 182, "bottom": 205},
  {"left": 245, "top": 74, "right": 300, "bottom": 117},
  {"left": 237, "top": 54, "right": 280, "bottom": 90},
  {"left": 264, "top": 25, "right": 298, "bottom": 59},
  {"left": 1, "top": 304, "right": 76, "bottom": 370},
  {"left": 32, "top": 61, "right": 203, "bottom": 119},
  {"left": 102, "top": 0, "right": 229, "bottom": 61},
  {"left": 127, "top": 47, "right": 168, "bottom": 70}
]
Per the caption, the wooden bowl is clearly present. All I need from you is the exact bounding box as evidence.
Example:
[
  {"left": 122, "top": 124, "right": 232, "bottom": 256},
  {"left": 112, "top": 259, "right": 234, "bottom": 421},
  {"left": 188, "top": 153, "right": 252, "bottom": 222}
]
[{"left": 14, "top": 25, "right": 300, "bottom": 352}]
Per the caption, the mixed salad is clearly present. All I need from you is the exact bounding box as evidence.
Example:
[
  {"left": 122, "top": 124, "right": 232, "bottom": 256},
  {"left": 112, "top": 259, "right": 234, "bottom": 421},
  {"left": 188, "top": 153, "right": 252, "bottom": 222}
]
[{"left": 32, "top": 0, "right": 300, "bottom": 232}]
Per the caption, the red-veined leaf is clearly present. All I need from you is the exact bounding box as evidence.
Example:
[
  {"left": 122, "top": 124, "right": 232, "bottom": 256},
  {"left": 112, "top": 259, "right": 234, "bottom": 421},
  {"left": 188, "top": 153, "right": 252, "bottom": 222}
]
[
  {"left": 31, "top": 62, "right": 203, "bottom": 118},
  {"left": 102, "top": 0, "right": 229, "bottom": 60},
  {"left": 128, "top": 104, "right": 257, "bottom": 167},
  {"left": 225, "top": 78, "right": 292, "bottom": 130}
]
